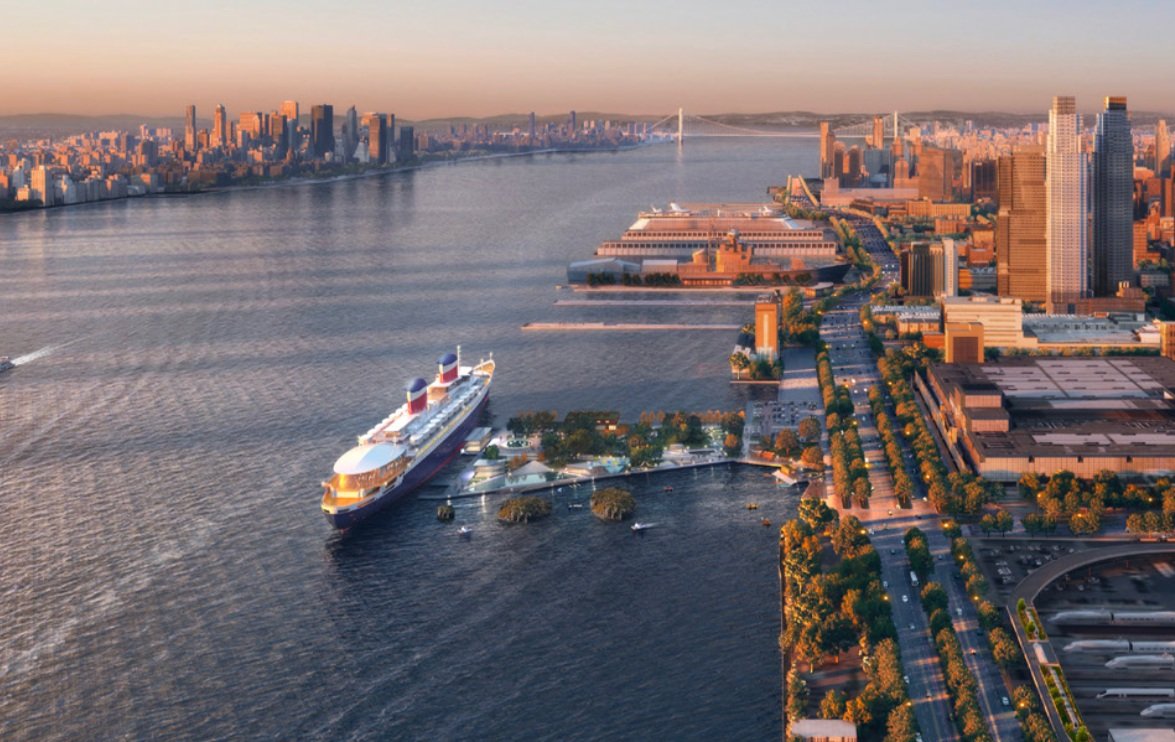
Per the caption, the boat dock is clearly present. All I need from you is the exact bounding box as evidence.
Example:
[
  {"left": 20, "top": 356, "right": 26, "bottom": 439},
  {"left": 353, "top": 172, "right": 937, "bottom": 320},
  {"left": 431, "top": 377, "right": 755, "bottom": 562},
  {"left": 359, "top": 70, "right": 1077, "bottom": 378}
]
[
  {"left": 418, "top": 456, "right": 780, "bottom": 501},
  {"left": 553, "top": 299, "right": 751, "bottom": 307},
  {"left": 522, "top": 322, "right": 739, "bottom": 331}
]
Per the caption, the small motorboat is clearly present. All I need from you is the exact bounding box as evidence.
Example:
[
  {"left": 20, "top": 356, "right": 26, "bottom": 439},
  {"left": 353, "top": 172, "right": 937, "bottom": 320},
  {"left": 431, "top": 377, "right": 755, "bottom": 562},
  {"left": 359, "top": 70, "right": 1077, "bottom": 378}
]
[
  {"left": 567, "top": 503, "right": 584, "bottom": 510},
  {"left": 0, "top": 357, "right": 13, "bottom": 373},
  {"left": 631, "top": 522, "right": 658, "bottom": 532},
  {"left": 662, "top": 486, "right": 673, "bottom": 492},
  {"left": 761, "top": 518, "right": 772, "bottom": 527},
  {"left": 458, "top": 526, "right": 472, "bottom": 537},
  {"left": 745, "top": 503, "right": 759, "bottom": 511}
]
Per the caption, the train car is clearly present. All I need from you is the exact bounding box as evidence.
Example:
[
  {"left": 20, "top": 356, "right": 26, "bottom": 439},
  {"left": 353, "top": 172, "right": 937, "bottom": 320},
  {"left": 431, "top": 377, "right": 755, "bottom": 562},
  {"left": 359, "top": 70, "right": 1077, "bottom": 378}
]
[
  {"left": 1105, "top": 654, "right": 1175, "bottom": 671},
  {"left": 1096, "top": 688, "right": 1175, "bottom": 700},
  {"left": 1140, "top": 703, "right": 1175, "bottom": 719}
]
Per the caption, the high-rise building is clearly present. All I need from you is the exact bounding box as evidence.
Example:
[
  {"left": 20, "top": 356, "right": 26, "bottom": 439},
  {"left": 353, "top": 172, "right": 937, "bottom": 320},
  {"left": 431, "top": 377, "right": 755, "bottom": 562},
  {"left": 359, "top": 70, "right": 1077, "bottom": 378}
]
[
  {"left": 342, "top": 106, "right": 359, "bottom": 161},
  {"left": 398, "top": 125, "right": 415, "bottom": 162},
  {"left": 1092, "top": 96, "right": 1134, "bottom": 296},
  {"left": 1045, "top": 96, "right": 1088, "bottom": 313},
  {"left": 365, "top": 112, "right": 388, "bottom": 164},
  {"left": 311, "top": 104, "right": 334, "bottom": 159},
  {"left": 568, "top": 110, "right": 577, "bottom": 134},
  {"left": 184, "top": 105, "right": 197, "bottom": 151},
  {"left": 871, "top": 115, "right": 884, "bottom": 150},
  {"left": 754, "top": 296, "right": 780, "bottom": 360},
  {"left": 528, "top": 111, "right": 537, "bottom": 141},
  {"left": 212, "top": 104, "right": 228, "bottom": 148},
  {"left": 970, "top": 159, "right": 997, "bottom": 201},
  {"left": 269, "top": 113, "right": 288, "bottom": 157},
  {"left": 900, "top": 243, "right": 935, "bottom": 297},
  {"left": 996, "top": 148, "right": 1048, "bottom": 303},
  {"left": 932, "top": 238, "right": 959, "bottom": 298},
  {"left": 238, "top": 112, "right": 263, "bottom": 142},
  {"left": 819, "top": 121, "right": 836, "bottom": 180},
  {"left": 918, "top": 147, "right": 957, "bottom": 202},
  {"left": 1157, "top": 119, "right": 1170, "bottom": 177},
  {"left": 281, "top": 100, "right": 299, "bottom": 126}
]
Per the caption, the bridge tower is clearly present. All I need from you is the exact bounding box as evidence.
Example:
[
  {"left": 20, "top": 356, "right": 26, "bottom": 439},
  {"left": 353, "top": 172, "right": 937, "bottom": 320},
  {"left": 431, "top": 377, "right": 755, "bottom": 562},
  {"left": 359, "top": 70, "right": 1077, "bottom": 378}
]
[{"left": 677, "top": 107, "right": 684, "bottom": 147}]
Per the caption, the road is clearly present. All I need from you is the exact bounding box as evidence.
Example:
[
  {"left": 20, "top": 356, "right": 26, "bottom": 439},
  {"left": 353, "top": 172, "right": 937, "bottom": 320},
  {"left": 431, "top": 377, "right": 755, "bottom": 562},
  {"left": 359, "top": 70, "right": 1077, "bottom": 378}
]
[{"left": 819, "top": 215, "right": 1021, "bottom": 741}]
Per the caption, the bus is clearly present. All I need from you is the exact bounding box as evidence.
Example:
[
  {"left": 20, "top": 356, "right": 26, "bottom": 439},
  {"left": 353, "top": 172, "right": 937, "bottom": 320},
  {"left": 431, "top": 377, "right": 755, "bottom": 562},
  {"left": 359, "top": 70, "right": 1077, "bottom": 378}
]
[{"left": 910, "top": 571, "right": 919, "bottom": 587}]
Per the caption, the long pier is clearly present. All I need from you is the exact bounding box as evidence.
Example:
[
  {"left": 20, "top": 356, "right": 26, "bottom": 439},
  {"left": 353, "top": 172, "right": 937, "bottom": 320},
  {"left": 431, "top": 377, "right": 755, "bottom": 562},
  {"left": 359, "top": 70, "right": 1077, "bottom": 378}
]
[
  {"left": 554, "top": 299, "right": 751, "bottom": 307},
  {"left": 522, "top": 322, "right": 739, "bottom": 331},
  {"left": 419, "top": 456, "right": 782, "bottom": 501}
]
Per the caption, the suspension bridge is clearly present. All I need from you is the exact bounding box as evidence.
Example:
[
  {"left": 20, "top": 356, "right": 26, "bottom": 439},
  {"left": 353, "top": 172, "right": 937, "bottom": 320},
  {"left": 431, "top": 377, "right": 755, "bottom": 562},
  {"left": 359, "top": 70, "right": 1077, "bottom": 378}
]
[{"left": 647, "top": 109, "right": 922, "bottom": 143}]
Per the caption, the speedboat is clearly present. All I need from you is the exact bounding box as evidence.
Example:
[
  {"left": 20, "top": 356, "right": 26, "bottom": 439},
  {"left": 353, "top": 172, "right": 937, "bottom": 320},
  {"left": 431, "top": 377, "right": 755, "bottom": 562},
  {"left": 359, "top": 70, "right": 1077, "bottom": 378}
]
[
  {"left": 0, "top": 357, "right": 13, "bottom": 373},
  {"left": 458, "top": 526, "right": 472, "bottom": 537},
  {"left": 631, "top": 522, "right": 658, "bottom": 532},
  {"left": 567, "top": 502, "right": 584, "bottom": 510}
]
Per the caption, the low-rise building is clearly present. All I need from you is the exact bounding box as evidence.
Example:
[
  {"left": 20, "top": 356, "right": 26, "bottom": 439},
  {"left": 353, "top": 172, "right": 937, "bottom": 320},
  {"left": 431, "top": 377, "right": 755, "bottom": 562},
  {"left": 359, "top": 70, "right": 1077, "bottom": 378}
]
[{"left": 920, "top": 356, "right": 1175, "bottom": 480}]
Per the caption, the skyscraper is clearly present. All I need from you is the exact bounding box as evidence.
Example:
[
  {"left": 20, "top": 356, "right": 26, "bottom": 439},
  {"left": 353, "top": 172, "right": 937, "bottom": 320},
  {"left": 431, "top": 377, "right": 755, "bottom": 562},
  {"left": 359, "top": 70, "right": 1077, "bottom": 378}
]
[
  {"left": 398, "top": 125, "right": 415, "bottom": 162},
  {"left": 281, "top": 100, "right": 299, "bottom": 127},
  {"left": 1157, "top": 119, "right": 1170, "bottom": 178},
  {"left": 1045, "top": 96, "right": 1088, "bottom": 313},
  {"left": 528, "top": 111, "right": 537, "bottom": 141},
  {"left": 996, "top": 148, "right": 1048, "bottom": 303},
  {"left": 365, "top": 112, "right": 388, "bottom": 164},
  {"left": 871, "top": 115, "right": 884, "bottom": 150},
  {"left": 342, "top": 106, "right": 359, "bottom": 161},
  {"left": 932, "top": 238, "right": 959, "bottom": 298},
  {"left": 918, "top": 147, "right": 957, "bottom": 201},
  {"left": 819, "top": 121, "right": 836, "bottom": 180},
  {"left": 1092, "top": 96, "right": 1133, "bottom": 296},
  {"left": 184, "top": 105, "right": 197, "bottom": 151},
  {"left": 213, "top": 104, "right": 228, "bottom": 148},
  {"left": 311, "top": 104, "right": 334, "bottom": 159}
]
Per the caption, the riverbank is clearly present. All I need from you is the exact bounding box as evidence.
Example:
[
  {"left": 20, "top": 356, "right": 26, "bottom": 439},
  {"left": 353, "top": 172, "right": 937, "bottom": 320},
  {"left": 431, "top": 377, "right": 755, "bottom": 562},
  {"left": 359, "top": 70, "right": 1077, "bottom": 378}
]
[{"left": 0, "top": 142, "right": 656, "bottom": 215}]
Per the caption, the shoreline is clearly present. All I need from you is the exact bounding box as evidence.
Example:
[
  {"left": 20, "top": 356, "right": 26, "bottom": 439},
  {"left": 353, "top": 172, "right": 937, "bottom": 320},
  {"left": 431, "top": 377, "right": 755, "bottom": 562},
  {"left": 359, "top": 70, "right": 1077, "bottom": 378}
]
[
  {"left": 0, "top": 141, "right": 658, "bottom": 215},
  {"left": 418, "top": 456, "right": 781, "bottom": 501}
]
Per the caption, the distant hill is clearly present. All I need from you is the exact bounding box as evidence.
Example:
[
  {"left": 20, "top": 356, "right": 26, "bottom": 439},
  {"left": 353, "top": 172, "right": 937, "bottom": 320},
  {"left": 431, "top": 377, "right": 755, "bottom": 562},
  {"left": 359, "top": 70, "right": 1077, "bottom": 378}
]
[{"left": 3, "top": 108, "right": 1171, "bottom": 141}]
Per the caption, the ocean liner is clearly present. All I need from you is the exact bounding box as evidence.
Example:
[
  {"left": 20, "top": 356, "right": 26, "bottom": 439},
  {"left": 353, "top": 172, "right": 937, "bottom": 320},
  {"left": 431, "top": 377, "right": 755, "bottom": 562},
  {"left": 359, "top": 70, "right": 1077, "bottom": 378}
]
[{"left": 321, "top": 349, "right": 494, "bottom": 529}]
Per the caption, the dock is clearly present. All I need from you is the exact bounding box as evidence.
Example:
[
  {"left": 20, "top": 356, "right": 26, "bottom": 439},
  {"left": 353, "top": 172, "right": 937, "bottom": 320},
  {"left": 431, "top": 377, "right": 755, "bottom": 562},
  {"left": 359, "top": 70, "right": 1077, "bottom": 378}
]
[
  {"left": 522, "top": 322, "right": 739, "bottom": 331},
  {"left": 553, "top": 299, "right": 751, "bottom": 307}
]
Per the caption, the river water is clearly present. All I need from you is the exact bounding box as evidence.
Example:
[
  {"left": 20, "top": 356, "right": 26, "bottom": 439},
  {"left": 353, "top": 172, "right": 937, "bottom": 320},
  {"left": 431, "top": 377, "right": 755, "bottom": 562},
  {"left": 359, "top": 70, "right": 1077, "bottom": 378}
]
[{"left": 0, "top": 136, "right": 815, "bottom": 740}]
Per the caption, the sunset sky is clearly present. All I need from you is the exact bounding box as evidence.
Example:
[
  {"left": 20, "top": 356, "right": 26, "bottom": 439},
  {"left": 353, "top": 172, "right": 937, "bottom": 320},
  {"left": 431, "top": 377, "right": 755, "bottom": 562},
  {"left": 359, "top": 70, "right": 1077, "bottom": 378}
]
[{"left": 3, "top": 0, "right": 1165, "bottom": 118}]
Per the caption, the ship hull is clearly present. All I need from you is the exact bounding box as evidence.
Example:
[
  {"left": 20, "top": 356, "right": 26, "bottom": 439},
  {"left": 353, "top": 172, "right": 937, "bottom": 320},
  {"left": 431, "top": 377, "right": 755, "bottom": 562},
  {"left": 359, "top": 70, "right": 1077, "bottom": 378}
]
[{"left": 323, "top": 394, "right": 488, "bottom": 530}]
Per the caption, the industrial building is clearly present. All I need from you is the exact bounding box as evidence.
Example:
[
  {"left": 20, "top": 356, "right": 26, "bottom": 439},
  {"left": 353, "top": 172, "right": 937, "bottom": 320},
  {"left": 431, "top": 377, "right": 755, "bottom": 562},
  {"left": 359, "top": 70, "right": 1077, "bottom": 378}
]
[{"left": 918, "top": 356, "right": 1175, "bottom": 480}]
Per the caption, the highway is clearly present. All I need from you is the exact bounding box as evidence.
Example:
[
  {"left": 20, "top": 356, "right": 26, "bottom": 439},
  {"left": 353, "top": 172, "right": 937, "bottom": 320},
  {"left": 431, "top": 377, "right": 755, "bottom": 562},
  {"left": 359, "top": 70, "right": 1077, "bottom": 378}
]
[{"left": 818, "top": 214, "right": 1021, "bottom": 741}]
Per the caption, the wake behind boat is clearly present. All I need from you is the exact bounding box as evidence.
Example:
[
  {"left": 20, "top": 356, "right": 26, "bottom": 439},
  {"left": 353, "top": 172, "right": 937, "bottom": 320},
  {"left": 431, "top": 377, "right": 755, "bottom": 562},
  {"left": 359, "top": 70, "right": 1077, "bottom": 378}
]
[
  {"left": 321, "top": 348, "right": 494, "bottom": 529},
  {"left": 631, "top": 522, "right": 658, "bottom": 532}
]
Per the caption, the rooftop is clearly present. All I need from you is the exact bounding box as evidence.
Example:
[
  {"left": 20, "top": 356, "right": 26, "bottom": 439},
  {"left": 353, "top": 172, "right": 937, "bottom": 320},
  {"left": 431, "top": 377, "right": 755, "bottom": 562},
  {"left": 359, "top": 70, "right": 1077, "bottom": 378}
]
[{"left": 930, "top": 357, "right": 1175, "bottom": 458}]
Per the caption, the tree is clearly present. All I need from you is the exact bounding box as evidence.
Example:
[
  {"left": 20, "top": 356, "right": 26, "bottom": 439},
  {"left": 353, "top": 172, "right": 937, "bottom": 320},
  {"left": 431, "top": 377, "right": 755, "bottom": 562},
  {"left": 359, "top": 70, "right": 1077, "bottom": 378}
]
[
  {"left": 819, "top": 689, "right": 846, "bottom": 719},
  {"left": 786, "top": 668, "right": 809, "bottom": 722},
  {"left": 989, "top": 627, "right": 1020, "bottom": 669},
  {"left": 884, "top": 702, "right": 916, "bottom": 742},
  {"left": 994, "top": 508, "right": 1014, "bottom": 536},
  {"left": 798, "top": 416, "right": 822, "bottom": 442},
  {"left": 801, "top": 445, "right": 824, "bottom": 469},
  {"left": 729, "top": 352, "right": 750, "bottom": 379},
  {"left": 774, "top": 429, "right": 801, "bottom": 457}
]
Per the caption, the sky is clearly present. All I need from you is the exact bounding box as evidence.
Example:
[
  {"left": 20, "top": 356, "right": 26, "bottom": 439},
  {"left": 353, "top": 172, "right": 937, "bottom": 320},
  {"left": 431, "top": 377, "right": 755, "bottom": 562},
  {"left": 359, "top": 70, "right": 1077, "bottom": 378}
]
[{"left": 2, "top": 0, "right": 1170, "bottom": 119}]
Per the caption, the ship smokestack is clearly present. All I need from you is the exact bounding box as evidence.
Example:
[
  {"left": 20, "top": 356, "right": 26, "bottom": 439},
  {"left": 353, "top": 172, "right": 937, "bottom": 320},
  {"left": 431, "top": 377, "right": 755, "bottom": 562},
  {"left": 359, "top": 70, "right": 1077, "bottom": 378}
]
[
  {"left": 437, "top": 351, "right": 458, "bottom": 384},
  {"left": 405, "top": 377, "right": 428, "bottom": 415}
]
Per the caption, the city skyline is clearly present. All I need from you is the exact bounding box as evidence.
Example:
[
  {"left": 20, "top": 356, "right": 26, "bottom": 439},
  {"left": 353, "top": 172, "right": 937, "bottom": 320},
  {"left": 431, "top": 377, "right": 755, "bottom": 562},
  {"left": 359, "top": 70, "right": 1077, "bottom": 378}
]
[{"left": 1, "top": 0, "right": 1167, "bottom": 118}]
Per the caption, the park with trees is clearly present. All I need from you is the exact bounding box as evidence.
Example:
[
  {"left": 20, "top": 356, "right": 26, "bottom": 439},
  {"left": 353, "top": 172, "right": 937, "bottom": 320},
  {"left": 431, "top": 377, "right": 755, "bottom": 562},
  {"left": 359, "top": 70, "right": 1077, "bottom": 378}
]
[{"left": 780, "top": 500, "right": 917, "bottom": 741}]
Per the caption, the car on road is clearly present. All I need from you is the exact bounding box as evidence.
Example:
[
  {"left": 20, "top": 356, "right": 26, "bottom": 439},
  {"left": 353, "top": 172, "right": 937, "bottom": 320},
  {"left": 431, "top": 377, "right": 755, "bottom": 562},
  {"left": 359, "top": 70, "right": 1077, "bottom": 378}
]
[
  {"left": 909, "top": 623, "right": 916, "bottom": 631},
  {"left": 901, "top": 595, "right": 908, "bottom": 603},
  {"left": 1001, "top": 696, "right": 1010, "bottom": 707}
]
